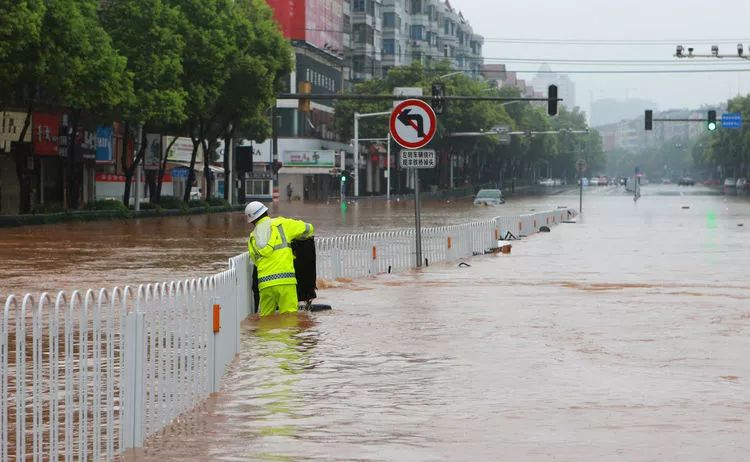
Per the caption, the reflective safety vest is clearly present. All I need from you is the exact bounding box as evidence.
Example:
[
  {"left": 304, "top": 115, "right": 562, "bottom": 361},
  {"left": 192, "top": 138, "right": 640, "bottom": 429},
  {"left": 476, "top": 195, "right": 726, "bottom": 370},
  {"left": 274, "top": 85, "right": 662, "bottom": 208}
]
[{"left": 248, "top": 216, "right": 315, "bottom": 290}]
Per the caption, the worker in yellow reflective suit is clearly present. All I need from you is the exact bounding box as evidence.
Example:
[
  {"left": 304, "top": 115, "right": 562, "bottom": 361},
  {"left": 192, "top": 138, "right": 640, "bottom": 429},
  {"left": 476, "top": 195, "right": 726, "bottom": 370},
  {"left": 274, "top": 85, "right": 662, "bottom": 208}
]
[{"left": 245, "top": 201, "right": 315, "bottom": 316}]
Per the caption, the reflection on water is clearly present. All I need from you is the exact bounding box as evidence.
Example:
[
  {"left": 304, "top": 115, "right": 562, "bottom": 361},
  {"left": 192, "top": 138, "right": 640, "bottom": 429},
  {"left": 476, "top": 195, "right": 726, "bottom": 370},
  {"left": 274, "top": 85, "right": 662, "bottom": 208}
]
[{"left": 131, "top": 185, "right": 750, "bottom": 461}]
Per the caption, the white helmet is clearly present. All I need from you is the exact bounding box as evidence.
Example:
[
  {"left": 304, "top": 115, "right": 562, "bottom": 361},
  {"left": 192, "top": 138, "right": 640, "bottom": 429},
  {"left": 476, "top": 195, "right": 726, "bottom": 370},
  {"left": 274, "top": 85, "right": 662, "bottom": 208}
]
[{"left": 244, "top": 201, "right": 268, "bottom": 223}]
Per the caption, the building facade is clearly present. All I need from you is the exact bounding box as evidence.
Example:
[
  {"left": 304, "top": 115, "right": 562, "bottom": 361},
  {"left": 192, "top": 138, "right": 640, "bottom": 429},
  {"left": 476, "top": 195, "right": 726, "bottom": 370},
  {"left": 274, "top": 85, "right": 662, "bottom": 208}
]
[{"left": 348, "top": 0, "right": 484, "bottom": 82}]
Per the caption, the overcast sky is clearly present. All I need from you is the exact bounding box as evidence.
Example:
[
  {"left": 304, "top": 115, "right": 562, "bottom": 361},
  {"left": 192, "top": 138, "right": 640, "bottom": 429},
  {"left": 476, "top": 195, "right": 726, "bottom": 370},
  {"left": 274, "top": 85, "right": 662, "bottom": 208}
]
[{"left": 458, "top": 0, "right": 750, "bottom": 118}]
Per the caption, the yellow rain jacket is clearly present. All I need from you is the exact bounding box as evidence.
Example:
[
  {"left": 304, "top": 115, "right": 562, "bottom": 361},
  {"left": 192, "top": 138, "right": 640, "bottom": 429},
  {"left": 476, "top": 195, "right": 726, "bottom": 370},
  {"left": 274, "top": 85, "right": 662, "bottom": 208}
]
[{"left": 248, "top": 216, "right": 315, "bottom": 290}]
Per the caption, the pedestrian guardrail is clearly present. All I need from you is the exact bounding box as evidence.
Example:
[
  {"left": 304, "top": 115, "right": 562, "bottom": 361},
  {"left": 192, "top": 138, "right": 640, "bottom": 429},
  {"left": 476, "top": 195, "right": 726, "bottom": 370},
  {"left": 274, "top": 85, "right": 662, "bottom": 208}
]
[
  {"left": 315, "top": 208, "right": 577, "bottom": 280},
  {"left": 0, "top": 207, "right": 575, "bottom": 461}
]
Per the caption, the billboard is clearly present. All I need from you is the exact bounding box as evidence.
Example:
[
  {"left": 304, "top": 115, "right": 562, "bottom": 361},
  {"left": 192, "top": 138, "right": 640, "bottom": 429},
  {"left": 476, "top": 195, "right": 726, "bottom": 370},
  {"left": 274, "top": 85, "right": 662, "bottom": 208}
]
[
  {"left": 76, "top": 127, "right": 96, "bottom": 160},
  {"left": 265, "top": 0, "right": 306, "bottom": 41},
  {"left": 1, "top": 111, "right": 30, "bottom": 153},
  {"left": 266, "top": 0, "right": 343, "bottom": 51},
  {"left": 163, "top": 136, "right": 203, "bottom": 162},
  {"left": 32, "top": 112, "right": 61, "bottom": 156},
  {"left": 144, "top": 134, "right": 162, "bottom": 170},
  {"left": 305, "top": 0, "right": 343, "bottom": 52},
  {"left": 282, "top": 150, "right": 336, "bottom": 168},
  {"left": 296, "top": 53, "right": 342, "bottom": 94},
  {"left": 96, "top": 126, "right": 114, "bottom": 162}
]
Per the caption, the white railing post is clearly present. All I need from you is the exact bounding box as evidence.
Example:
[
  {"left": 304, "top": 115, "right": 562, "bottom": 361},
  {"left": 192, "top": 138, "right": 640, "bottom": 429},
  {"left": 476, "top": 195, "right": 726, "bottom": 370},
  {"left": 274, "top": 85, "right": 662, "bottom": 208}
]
[{"left": 122, "top": 311, "right": 146, "bottom": 450}]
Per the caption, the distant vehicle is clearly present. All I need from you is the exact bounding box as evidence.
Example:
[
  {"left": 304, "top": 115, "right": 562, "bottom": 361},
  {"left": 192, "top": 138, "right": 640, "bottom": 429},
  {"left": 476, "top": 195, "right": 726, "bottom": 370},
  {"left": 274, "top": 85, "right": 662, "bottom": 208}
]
[
  {"left": 598, "top": 176, "right": 609, "bottom": 186},
  {"left": 677, "top": 177, "right": 694, "bottom": 186},
  {"left": 737, "top": 178, "right": 748, "bottom": 193},
  {"left": 661, "top": 178, "right": 672, "bottom": 184},
  {"left": 723, "top": 178, "right": 737, "bottom": 195},
  {"left": 589, "top": 177, "right": 599, "bottom": 186},
  {"left": 473, "top": 189, "right": 505, "bottom": 206},
  {"left": 539, "top": 178, "right": 555, "bottom": 186},
  {"left": 578, "top": 177, "right": 589, "bottom": 187},
  {"left": 703, "top": 179, "right": 721, "bottom": 186},
  {"left": 190, "top": 187, "right": 202, "bottom": 200}
]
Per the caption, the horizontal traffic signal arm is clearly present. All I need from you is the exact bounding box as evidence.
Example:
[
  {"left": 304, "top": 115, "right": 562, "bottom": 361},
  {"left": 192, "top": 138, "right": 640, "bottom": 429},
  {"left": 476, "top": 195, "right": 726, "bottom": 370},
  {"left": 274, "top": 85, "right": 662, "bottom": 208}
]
[{"left": 278, "top": 93, "right": 560, "bottom": 103}]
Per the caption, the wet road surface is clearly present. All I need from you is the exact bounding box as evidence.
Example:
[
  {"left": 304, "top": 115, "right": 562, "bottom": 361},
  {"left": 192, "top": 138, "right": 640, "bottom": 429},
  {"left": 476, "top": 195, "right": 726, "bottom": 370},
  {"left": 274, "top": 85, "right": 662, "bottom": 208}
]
[
  {"left": 0, "top": 191, "right": 574, "bottom": 295},
  {"left": 123, "top": 185, "right": 749, "bottom": 461}
]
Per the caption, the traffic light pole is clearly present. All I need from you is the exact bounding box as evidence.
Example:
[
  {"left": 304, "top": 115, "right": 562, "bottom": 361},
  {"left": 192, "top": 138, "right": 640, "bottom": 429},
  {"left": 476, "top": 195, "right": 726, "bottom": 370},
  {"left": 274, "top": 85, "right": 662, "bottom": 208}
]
[
  {"left": 353, "top": 111, "right": 391, "bottom": 198},
  {"left": 272, "top": 106, "right": 279, "bottom": 203}
]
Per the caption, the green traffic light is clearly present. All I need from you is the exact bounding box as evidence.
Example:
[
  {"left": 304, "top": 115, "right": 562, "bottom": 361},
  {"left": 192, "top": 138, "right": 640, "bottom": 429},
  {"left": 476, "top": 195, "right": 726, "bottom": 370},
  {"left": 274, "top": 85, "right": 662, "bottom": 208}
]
[{"left": 708, "top": 122, "right": 717, "bottom": 131}]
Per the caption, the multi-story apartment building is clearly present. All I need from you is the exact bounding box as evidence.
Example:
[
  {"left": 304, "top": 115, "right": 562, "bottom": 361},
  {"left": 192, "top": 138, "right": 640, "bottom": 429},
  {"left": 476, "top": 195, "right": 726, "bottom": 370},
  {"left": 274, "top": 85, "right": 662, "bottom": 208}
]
[{"left": 350, "top": 0, "right": 484, "bottom": 82}]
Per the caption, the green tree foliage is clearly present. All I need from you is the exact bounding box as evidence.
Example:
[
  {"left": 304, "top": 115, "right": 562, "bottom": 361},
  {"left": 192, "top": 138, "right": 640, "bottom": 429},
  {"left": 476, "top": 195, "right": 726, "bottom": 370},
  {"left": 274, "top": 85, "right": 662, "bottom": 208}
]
[
  {"left": 102, "top": 0, "right": 188, "bottom": 205},
  {"left": 706, "top": 95, "right": 750, "bottom": 178},
  {"left": 0, "top": 0, "right": 45, "bottom": 111},
  {"left": 169, "top": 0, "right": 291, "bottom": 202}
]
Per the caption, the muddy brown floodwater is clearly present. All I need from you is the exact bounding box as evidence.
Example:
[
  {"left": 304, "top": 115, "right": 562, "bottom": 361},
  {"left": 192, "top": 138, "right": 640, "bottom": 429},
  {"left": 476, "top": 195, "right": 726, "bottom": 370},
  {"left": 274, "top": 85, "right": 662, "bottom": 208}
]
[{"left": 3, "top": 185, "right": 750, "bottom": 461}]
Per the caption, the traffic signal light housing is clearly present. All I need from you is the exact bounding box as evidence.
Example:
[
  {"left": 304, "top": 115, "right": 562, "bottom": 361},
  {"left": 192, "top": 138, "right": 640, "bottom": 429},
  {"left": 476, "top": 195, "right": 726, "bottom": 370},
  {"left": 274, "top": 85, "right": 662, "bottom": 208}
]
[
  {"left": 707, "top": 110, "right": 717, "bottom": 131},
  {"left": 298, "top": 80, "right": 312, "bottom": 113},
  {"left": 431, "top": 83, "right": 445, "bottom": 115},
  {"left": 341, "top": 170, "right": 349, "bottom": 183},
  {"left": 547, "top": 85, "right": 558, "bottom": 116},
  {"left": 645, "top": 110, "right": 653, "bottom": 131}
]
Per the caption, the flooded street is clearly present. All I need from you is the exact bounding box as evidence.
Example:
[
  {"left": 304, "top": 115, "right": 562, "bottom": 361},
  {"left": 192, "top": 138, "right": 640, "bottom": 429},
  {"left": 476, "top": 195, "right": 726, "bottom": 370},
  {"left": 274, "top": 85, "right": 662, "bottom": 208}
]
[
  {"left": 3, "top": 186, "right": 750, "bottom": 460},
  {"left": 128, "top": 185, "right": 748, "bottom": 461},
  {"left": 0, "top": 192, "right": 571, "bottom": 295}
]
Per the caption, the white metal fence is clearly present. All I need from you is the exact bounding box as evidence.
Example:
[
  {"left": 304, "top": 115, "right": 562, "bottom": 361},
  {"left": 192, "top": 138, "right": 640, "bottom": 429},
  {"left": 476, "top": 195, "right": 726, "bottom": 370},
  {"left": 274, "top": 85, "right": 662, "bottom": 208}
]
[
  {"left": 0, "top": 207, "right": 574, "bottom": 461},
  {"left": 0, "top": 259, "right": 254, "bottom": 461},
  {"left": 315, "top": 208, "right": 577, "bottom": 280}
]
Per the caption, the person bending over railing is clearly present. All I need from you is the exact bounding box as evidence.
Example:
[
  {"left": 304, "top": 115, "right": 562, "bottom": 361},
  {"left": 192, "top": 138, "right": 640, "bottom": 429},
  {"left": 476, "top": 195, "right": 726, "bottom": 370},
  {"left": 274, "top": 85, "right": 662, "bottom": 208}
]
[{"left": 245, "top": 201, "right": 315, "bottom": 316}]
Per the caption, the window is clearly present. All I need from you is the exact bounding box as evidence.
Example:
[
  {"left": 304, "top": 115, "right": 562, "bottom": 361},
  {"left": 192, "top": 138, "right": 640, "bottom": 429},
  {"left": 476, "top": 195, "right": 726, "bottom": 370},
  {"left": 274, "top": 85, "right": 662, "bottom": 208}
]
[
  {"left": 383, "top": 12, "right": 395, "bottom": 27},
  {"left": 383, "top": 39, "right": 395, "bottom": 55},
  {"left": 411, "top": 0, "right": 422, "bottom": 14},
  {"left": 444, "top": 20, "right": 449, "bottom": 34},
  {"left": 353, "top": 0, "right": 365, "bottom": 12},
  {"left": 353, "top": 56, "right": 365, "bottom": 72},
  {"left": 246, "top": 179, "right": 270, "bottom": 196},
  {"left": 410, "top": 25, "right": 423, "bottom": 40},
  {"left": 352, "top": 24, "right": 362, "bottom": 42}
]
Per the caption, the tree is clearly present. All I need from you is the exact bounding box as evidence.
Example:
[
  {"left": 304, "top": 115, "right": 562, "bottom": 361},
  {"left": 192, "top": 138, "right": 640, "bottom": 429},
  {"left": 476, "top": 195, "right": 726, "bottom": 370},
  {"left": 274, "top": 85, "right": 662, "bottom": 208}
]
[
  {"left": 0, "top": 0, "right": 45, "bottom": 113},
  {"left": 1, "top": 0, "right": 133, "bottom": 210},
  {"left": 102, "top": 0, "right": 187, "bottom": 206},
  {"left": 197, "top": 0, "right": 292, "bottom": 201}
]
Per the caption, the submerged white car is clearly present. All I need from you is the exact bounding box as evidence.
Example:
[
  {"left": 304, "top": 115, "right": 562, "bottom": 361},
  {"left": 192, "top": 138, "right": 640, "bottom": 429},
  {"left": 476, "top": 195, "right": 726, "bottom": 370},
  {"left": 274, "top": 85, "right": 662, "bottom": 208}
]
[{"left": 474, "top": 189, "right": 505, "bottom": 206}]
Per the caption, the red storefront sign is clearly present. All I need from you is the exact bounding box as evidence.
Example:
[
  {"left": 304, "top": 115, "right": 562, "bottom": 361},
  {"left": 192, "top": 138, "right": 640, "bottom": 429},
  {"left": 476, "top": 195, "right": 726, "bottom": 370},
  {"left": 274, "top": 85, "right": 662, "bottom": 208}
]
[{"left": 32, "top": 112, "right": 61, "bottom": 156}]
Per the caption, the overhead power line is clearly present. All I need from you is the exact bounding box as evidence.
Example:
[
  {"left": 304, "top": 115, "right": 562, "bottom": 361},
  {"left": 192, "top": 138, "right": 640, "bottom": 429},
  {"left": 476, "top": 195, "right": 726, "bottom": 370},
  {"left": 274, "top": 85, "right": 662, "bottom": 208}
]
[{"left": 292, "top": 27, "right": 750, "bottom": 45}]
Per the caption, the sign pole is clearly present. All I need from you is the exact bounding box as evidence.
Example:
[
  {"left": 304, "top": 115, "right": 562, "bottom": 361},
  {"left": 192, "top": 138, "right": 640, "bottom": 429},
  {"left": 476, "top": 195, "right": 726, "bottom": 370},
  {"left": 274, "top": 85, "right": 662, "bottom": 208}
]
[
  {"left": 414, "top": 169, "right": 422, "bottom": 267},
  {"left": 579, "top": 172, "right": 583, "bottom": 215},
  {"left": 386, "top": 132, "right": 391, "bottom": 201}
]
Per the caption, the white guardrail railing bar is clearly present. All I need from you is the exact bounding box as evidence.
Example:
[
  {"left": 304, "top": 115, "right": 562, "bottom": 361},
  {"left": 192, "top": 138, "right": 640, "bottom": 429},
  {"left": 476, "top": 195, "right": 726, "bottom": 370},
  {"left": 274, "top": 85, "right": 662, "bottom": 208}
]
[{"left": 0, "top": 207, "right": 575, "bottom": 461}]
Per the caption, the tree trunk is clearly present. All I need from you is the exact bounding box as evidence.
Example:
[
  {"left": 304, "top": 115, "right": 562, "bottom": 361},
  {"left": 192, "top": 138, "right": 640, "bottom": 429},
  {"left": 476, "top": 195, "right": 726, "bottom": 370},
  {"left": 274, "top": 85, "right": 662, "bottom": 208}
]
[
  {"left": 223, "top": 127, "right": 233, "bottom": 201},
  {"left": 202, "top": 138, "right": 212, "bottom": 200},
  {"left": 183, "top": 131, "right": 200, "bottom": 203},
  {"left": 67, "top": 111, "right": 81, "bottom": 210},
  {"left": 13, "top": 103, "right": 34, "bottom": 213},
  {"left": 123, "top": 128, "right": 146, "bottom": 207},
  {"left": 155, "top": 136, "right": 177, "bottom": 202}
]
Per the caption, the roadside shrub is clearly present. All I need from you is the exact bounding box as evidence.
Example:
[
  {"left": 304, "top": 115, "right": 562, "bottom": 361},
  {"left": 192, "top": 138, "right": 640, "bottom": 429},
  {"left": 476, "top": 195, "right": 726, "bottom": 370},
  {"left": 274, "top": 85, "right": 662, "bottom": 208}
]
[
  {"left": 31, "top": 202, "right": 66, "bottom": 214},
  {"left": 131, "top": 202, "right": 163, "bottom": 212},
  {"left": 188, "top": 199, "right": 210, "bottom": 208},
  {"left": 207, "top": 197, "right": 230, "bottom": 208},
  {"left": 84, "top": 199, "right": 129, "bottom": 214},
  {"left": 157, "top": 196, "right": 188, "bottom": 211}
]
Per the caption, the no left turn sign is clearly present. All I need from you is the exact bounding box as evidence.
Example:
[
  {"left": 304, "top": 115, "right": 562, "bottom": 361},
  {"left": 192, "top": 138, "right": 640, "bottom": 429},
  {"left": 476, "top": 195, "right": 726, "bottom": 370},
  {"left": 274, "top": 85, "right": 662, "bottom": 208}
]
[{"left": 390, "top": 99, "right": 437, "bottom": 149}]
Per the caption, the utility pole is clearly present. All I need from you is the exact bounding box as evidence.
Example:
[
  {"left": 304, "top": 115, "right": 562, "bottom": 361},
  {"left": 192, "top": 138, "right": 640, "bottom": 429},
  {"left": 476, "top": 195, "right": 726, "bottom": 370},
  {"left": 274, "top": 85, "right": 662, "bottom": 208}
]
[{"left": 272, "top": 107, "right": 279, "bottom": 203}]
